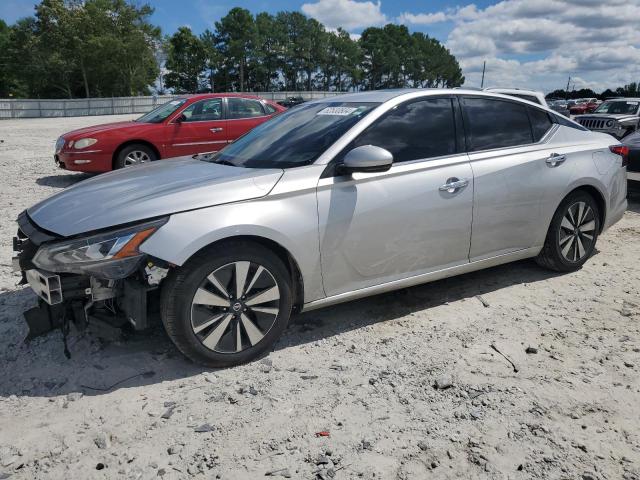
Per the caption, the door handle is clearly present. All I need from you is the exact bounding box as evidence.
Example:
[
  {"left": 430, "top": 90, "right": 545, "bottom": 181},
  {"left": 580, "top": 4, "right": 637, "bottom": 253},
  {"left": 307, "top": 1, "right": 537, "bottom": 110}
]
[
  {"left": 210, "top": 127, "right": 224, "bottom": 133},
  {"left": 439, "top": 177, "right": 469, "bottom": 193},
  {"left": 545, "top": 153, "right": 566, "bottom": 167}
]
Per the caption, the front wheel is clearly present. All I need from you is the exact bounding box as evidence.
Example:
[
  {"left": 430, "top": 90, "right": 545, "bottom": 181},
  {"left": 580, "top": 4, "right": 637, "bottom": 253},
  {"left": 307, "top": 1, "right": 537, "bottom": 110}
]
[
  {"left": 115, "top": 144, "right": 157, "bottom": 169},
  {"left": 160, "top": 242, "right": 293, "bottom": 367},
  {"left": 536, "top": 191, "right": 600, "bottom": 272}
]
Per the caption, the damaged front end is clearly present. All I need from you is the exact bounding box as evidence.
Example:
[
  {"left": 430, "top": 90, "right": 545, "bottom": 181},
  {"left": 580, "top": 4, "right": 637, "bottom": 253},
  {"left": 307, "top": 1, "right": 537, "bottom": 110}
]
[{"left": 13, "top": 211, "right": 170, "bottom": 347}]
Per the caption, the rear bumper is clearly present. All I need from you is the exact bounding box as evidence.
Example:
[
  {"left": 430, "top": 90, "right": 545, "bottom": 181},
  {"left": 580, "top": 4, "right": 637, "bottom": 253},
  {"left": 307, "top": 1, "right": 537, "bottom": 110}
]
[{"left": 56, "top": 150, "right": 113, "bottom": 172}]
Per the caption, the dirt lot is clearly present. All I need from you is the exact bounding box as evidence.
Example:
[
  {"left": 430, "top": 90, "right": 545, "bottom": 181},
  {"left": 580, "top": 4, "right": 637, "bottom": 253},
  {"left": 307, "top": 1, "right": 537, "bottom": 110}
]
[{"left": 0, "top": 115, "right": 639, "bottom": 480}]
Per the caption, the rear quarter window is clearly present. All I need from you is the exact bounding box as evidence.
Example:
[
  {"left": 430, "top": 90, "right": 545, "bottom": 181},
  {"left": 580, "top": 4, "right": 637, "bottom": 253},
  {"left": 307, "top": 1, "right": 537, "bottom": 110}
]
[{"left": 528, "top": 107, "right": 553, "bottom": 141}]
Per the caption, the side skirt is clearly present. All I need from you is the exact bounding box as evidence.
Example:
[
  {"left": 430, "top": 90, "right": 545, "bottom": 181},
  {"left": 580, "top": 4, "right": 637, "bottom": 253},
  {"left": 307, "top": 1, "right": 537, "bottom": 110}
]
[{"left": 301, "top": 246, "right": 542, "bottom": 312}]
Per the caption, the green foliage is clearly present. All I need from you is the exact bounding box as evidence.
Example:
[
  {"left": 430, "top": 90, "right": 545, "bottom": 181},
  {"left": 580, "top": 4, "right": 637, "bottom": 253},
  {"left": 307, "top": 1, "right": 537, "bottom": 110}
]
[
  {"left": 359, "top": 25, "right": 464, "bottom": 90},
  {"left": 1, "top": 1, "right": 467, "bottom": 97},
  {"left": 204, "top": 9, "right": 463, "bottom": 92},
  {"left": 546, "top": 85, "right": 640, "bottom": 101},
  {"left": 2, "top": 0, "right": 160, "bottom": 98},
  {"left": 164, "top": 27, "right": 207, "bottom": 93}
]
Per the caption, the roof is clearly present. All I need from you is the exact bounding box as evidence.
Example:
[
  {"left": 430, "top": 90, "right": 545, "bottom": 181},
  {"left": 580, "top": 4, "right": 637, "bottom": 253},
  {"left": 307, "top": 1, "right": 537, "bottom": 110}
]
[
  {"left": 308, "top": 88, "right": 510, "bottom": 104},
  {"left": 484, "top": 87, "right": 543, "bottom": 95},
  {"left": 603, "top": 97, "right": 640, "bottom": 102},
  {"left": 177, "top": 93, "right": 267, "bottom": 101}
]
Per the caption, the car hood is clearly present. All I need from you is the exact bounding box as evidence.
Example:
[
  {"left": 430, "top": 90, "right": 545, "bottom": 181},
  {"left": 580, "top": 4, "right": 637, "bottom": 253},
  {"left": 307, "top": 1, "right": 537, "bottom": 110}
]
[
  {"left": 28, "top": 158, "right": 284, "bottom": 237},
  {"left": 62, "top": 120, "right": 148, "bottom": 139}
]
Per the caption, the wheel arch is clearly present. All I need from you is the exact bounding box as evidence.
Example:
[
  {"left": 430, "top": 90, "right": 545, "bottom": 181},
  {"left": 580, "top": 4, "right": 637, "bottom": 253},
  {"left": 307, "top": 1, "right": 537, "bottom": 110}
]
[
  {"left": 564, "top": 183, "right": 607, "bottom": 233},
  {"left": 180, "top": 235, "right": 306, "bottom": 311},
  {"left": 112, "top": 140, "right": 161, "bottom": 169}
]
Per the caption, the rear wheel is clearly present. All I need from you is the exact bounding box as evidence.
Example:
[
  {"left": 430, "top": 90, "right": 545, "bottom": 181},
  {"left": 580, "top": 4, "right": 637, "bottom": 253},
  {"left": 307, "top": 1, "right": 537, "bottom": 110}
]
[
  {"left": 160, "top": 242, "right": 293, "bottom": 367},
  {"left": 115, "top": 144, "right": 157, "bottom": 169},
  {"left": 536, "top": 191, "right": 600, "bottom": 272}
]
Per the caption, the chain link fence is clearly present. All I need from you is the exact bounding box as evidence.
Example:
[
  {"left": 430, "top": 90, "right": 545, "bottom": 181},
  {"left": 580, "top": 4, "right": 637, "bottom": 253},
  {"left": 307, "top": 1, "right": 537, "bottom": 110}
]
[{"left": 0, "top": 92, "right": 345, "bottom": 119}]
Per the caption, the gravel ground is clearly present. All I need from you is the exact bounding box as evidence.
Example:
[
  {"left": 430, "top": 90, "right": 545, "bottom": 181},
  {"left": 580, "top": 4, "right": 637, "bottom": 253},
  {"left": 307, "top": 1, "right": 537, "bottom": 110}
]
[{"left": 0, "top": 115, "right": 639, "bottom": 480}]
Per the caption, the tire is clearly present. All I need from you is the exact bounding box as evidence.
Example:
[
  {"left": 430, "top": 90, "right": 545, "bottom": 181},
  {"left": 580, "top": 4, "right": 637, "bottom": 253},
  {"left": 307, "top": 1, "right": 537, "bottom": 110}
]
[
  {"left": 536, "top": 191, "right": 600, "bottom": 272},
  {"left": 160, "top": 241, "right": 293, "bottom": 368},
  {"left": 115, "top": 143, "right": 157, "bottom": 169}
]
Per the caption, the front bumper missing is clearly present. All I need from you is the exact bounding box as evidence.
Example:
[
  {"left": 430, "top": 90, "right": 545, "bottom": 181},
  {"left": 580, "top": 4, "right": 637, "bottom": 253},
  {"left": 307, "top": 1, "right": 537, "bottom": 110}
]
[{"left": 25, "top": 269, "right": 63, "bottom": 305}]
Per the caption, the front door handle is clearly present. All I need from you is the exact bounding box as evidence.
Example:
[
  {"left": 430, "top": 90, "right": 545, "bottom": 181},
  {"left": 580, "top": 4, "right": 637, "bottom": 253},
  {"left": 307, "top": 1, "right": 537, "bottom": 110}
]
[
  {"left": 546, "top": 153, "right": 566, "bottom": 167},
  {"left": 439, "top": 177, "right": 469, "bottom": 193},
  {"left": 210, "top": 127, "right": 224, "bottom": 133}
]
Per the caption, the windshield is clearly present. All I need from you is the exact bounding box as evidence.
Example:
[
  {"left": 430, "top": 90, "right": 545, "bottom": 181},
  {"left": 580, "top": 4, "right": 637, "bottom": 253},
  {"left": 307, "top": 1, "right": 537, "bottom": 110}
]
[
  {"left": 136, "top": 98, "right": 187, "bottom": 123},
  {"left": 204, "top": 102, "right": 379, "bottom": 168},
  {"left": 594, "top": 100, "right": 639, "bottom": 115}
]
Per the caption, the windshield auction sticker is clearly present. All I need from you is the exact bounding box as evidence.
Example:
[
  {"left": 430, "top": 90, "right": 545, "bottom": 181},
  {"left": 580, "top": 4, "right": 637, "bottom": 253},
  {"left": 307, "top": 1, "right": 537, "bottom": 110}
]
[{"left": 317, "top": 107, "right": 359, "bottom": 116}]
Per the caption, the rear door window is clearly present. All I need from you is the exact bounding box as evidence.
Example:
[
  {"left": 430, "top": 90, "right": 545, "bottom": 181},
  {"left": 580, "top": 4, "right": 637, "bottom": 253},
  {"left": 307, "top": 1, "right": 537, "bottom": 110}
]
[
  {"left": 462, "top": 97, "right": 533, "bottom": 151},
  {"left": 228, "top": 98, "right": 266, "bottom": 119},
  {"left": 348, "top": 97, "right": 457, "bottom": 163}
]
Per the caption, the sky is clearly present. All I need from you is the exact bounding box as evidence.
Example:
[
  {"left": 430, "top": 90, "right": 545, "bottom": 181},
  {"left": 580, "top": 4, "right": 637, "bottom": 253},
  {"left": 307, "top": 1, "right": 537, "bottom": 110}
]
[{"left": 2, "top": 0, "right": 639, "bottom": 93}]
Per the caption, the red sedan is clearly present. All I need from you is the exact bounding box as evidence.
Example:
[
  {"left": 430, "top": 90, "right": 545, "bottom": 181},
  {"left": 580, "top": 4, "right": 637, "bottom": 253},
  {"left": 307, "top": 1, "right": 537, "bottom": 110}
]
[
  {"left": 569, "top": 100, "right": 599, "bottom": 115},
  {"left": 54, "top": 94, "right": 286, "bottom": 173}
]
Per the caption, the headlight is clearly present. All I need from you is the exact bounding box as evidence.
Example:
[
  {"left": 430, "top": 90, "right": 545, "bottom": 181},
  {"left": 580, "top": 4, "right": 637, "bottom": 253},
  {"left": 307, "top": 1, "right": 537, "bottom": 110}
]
[
  {"left": 74, "top": 138, "right": 98, "bottom": 149},
  {"left": 606, "top": 120, "right": 614, "bottom": 127},
  {"left": 33, "top": 218, "right": 167, "bottom": 279},
  {"left": 55, "top": 137, "right": 65, "bottom": 153}
]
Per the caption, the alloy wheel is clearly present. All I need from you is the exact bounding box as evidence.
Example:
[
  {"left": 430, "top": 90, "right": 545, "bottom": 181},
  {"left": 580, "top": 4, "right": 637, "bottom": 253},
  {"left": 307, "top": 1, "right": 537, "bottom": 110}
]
[
  {"left": 559, "top": 201, "right": 596, "bottom": 262},
  {"left": 190, "top": 261, "right": 280, "bottom": 353},
  {"left": 124, "top": 150, "right": 151, "bottom": 166}
]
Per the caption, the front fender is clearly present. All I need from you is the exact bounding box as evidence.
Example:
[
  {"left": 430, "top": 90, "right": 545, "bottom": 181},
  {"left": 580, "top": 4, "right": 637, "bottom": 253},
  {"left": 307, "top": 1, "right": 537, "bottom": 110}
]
[{"left": 140, "top": 186, "right": 325, "bottom": 303}]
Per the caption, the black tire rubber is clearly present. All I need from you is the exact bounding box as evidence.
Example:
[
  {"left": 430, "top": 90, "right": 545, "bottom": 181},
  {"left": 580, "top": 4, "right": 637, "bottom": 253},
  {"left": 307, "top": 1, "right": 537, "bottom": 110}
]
[
  {"left": 160, "top": 241, "right": 293, "bottom": 368},
  {"left": 536, "top": 190, "right": 600, "bottom": 272},
  {"left": 114, "top": 143, "right": 157, "bottom": 169}
]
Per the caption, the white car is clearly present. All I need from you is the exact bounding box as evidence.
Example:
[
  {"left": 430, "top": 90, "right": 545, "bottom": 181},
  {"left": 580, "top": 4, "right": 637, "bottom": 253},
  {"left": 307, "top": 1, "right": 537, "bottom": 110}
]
[{"left": 485, "top": 88, "right": 548, "bottom": 107}]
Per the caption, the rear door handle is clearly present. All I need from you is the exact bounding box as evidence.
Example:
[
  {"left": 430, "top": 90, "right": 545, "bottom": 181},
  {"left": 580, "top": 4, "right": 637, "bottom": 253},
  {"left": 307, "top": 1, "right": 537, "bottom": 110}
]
[
  {"left": 210, "top": 127, "right": 224, "bottom": 133},
  {"left": 439, "top": 177, "right": 469, "bottom": 193},
  {"left": 546, "top": 153, "right": 566, "bottom": 167}
]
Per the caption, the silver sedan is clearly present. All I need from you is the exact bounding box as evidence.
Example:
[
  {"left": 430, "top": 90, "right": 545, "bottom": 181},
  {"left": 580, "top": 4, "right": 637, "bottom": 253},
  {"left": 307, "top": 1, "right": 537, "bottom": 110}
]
[{"left": 14, "top": 89, "right": 628, "bottom": 366}]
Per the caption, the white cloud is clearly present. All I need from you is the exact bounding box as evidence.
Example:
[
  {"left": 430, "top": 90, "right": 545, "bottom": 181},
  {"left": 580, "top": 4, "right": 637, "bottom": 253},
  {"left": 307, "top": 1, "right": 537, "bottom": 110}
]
[
  {"left": 397, "top": 11, "right": 448, "bottom": 25},
  {"left": 427, "top": 0, "right": 640, "bottom": 92},
  {"left": 301, "top": 0, "right": 640, "bottom": 93},
  {"left": 301, "top": 0, "right": 387, "bottom": 30}
]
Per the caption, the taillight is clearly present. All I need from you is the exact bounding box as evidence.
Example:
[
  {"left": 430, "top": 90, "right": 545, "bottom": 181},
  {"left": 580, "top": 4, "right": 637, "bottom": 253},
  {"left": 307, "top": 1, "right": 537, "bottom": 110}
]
[{"left": 609, "top": 145, "right": 630, "bottom": 167}]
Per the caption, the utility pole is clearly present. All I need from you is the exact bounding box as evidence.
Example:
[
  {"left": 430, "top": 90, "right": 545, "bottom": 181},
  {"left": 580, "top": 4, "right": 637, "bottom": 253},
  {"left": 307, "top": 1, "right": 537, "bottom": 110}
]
[
  {"left": 480, "top": 61, "right": 486, "bottom": 88},
  {"left": 565, "top": 76, "right": 571, "bottom": 99}
]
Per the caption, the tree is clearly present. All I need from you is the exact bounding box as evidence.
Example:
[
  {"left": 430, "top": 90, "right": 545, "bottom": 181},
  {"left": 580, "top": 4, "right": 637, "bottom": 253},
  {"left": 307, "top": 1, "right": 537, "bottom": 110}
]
[
  {"left": 359, "top": 25, "right": 462, "bottom": 90},
  {"left": 0, "top": 20, "right": 11, "bottom": 97},
  {"left": 252, "top": 13, "right": 285, "bottom": 91},
  {"left": 215, "top": 8, "right": 255, "bottom": 92},
  {"left": 3, "top": 0, "right": 160, "bottom": 98},
  {"left": 200, "top": 29, "right": 220, "bottom": 92},
  {"left": 2, "top": 3, "right": 469, "bottom": 97},
  {"left": 164, "top": 27, "right": 207, "bottom": 93},
  {"left": 318, "top": 28, "right": 361, "bottom": 91}
]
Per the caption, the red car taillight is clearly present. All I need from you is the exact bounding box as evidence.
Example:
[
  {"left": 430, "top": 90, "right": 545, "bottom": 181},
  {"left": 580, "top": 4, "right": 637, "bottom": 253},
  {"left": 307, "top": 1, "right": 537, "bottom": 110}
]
[{"left": 609, "top": 145, "right": 630, "bottom": 167}]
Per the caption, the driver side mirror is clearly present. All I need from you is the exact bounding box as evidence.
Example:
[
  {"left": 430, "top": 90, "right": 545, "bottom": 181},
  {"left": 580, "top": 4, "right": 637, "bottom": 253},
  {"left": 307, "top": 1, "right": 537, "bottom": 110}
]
[
  {"left": 175, "top": 113, "right": 187, "bottom": 124},
  {"left": 338, "top": 145, "right": 393, "bottom": 175}
]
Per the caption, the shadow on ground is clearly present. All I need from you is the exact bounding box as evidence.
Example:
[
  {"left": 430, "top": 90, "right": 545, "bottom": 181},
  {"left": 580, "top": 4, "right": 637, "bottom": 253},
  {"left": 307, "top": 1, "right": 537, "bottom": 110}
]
[
  {"left": 0, "top": 258, "right": 558, "bottom": 399},
  {"left": 36, "top": 173, "right": 92, "bottom": 188},
  {"left": 3, "top": 187, "right": 635, "bottom": 398}
]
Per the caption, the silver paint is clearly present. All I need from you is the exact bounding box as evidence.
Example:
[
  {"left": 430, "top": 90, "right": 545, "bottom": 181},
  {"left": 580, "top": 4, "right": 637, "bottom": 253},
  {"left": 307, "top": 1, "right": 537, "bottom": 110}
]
[{"left": 26, "top": 89, "right": 628, "bottom": 311}]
